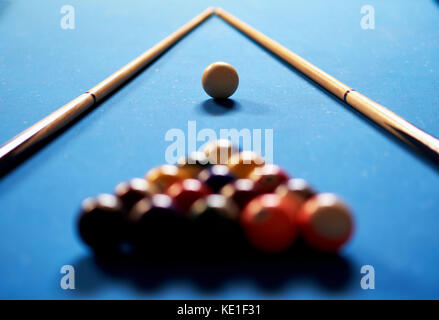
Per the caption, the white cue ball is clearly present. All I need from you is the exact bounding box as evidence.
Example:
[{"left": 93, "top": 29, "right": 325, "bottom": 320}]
[{"left": 201, "top": 62, "right": 239, "bottom": 99}]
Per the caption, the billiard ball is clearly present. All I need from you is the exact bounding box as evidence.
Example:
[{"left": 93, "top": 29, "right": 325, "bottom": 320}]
[
  {"left": 114, "top": 178, "right": 156, "bottom": 210},
  {"left": 249, "top": 164, "right": 290, "bottom": 193},
  {"left": 77, "top": 194, "right": 125, "bottom": 252},
  {"left": 127, "top": 194, "right": 181, "bottom": 254},
  {"left": 202, "top": 139, "right": 239, "bottom": 165},
  {"left": 166, "top": 178, "right": 212, "bottom": 215},
  {"left": 202, "top": 62, "right": 239, "bottom": 99},
  {"left": 198, "top": 165, "right": 236, "bottom": 192},
  {"left": 228, "top": 151, "right": 265, "bottom": 179},
  {"left": 189, "top": 194, "right": 243, "bottom": 254},
  {"left": 177, "top": 151, "right": 210, "bottom": 178},
  {"left": 145, "top": 164, "right": 190, "bottom": 192},
  {"left": 276, "top": 178, "right": 316, "bottom": 207},
  {"left": 220, "top": 178, "right": 264, "bottom": 210},
  {"left": 240, "top": 194, "right": 301, "bottom": 253},
  {"left": 297, "top": 193, "right": 354, "bottom": 252}
]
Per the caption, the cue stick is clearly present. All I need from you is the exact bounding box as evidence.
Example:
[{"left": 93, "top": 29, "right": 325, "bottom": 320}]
[
  {"left": 0, "top": 7, "right": 214, "bottom": 170},
  {"left": 215, "top": 8, "right": 439, "bottom": 164}
]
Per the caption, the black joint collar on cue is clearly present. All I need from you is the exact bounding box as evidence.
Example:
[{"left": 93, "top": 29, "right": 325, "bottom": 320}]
[
  {"left": 343, "top": 89, "right": 355, "bottom": 102},
  {"left": 85, "top": 91, "right": 97, "bottom": 104}
]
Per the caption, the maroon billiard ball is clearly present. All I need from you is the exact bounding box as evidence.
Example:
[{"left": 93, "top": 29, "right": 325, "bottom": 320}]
[
  {"left": 249, "top": 164, "right": 290, "bottom": 193},
  {"left": 114, "top": 178, "right": 156, "bottom": 211},
  {"left": 220, "top": 178, "right": 264, "bottom": 210}
]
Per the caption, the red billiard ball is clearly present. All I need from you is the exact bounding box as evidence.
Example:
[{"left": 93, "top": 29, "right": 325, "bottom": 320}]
[
  {"left": 249, "top": 164, "right": 290, "bottom": 193},
  {"left": 240, "top": 194, "right": 301, "bottom": 253},
  {"left": 220, "top": 178, "right": 264, "bottom": 210},
  {"left": 166, "top": 178, "right": 212, "bottom": 215},
  {"left": 297, "top": 193, "right": 354, "bottom": 252}
]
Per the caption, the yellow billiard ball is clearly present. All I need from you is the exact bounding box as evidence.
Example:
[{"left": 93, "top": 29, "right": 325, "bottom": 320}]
[
  {"left": 202, "top": 62, "right": 239, "bottom": 99},
  {"left": 202, "top": 139, "right": 239, "bottom": 165}
]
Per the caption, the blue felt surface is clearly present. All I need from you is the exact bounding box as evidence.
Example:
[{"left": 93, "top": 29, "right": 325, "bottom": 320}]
[{"left": 0, "top": 0, "right": 439, "bottom": 299}]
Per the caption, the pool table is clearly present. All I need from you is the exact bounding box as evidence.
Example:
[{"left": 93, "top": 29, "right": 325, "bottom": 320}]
[{"left": 1, "top": 0, "right": 439, "bottom": 299}]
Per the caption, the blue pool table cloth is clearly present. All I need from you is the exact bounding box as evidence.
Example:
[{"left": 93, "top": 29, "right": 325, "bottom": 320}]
[{"left": 0, "top": 0, "right": 439, "bottom": 299}]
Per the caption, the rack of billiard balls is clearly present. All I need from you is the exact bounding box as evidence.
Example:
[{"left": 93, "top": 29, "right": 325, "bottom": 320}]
[{"left": 78, "top": 139, "right": 354, "bottom": 256}]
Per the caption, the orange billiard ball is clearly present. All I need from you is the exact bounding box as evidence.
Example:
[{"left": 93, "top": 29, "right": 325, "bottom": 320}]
[
  {"left": 240, "top": 194, "right": 301, "bottom": 253},
  {"left": 145, "top": 165, "right": 191, "bottom": 192},
  {"left": 228, "top": 151, "right": 265, "bottom": 179},
  {"left": 297, "top": 193, "right": 354, "bottom": 252},
  {"left": 177, "top": 151, "right": 210, "bottom": 178}
]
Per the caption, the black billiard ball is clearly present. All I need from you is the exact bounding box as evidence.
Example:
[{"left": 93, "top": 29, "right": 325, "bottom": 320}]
[
  {"left": 127, "top": 194, "right": 182, "bottom": 255},
  {"left": 77, "top": 194, "right": 125, "bottom": 252},
  {"left": 189, "top": 194, "right": 244, "bottom": 254},
  {"left": 198, "top": 165, "right": 236, "bottom": 192},
  {"left": 114, "top": 178, "right": 156, "bottom": 211}
]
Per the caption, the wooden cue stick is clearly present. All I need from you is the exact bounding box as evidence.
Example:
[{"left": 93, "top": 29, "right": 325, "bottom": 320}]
[
  {"left": 215, "top": 8, "right": 439, "bottom": 163},
  {"left": 0, "top": 7, "right": 214, "bottom": 169}
]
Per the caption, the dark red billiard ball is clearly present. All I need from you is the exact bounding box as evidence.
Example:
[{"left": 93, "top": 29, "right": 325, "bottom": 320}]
[
  {"left": 166, "top": 179, "right": 212, "bottom": 215},
  {"left": 77, "top": 194, "right": 125, "bottom": 252},
  {"left": 249, "top": 164, "right": 290, "bottom": 193},
  {"left": 276, "top": 178, "right": 316, "bottom": 207},
  {"left": 220, "top": 179, "right": 264, "bottom": 210},
  {"left": 127, "top": 194, "right": 181, "bottom": 253},
  {"left": 240, "top": 194, "right": 301, "bottom": 253},
  {"left": 297, "top": 193, "right": 354, "bottom": 252},
  {"left": 114, "top": 178, "right": 156, "bottom": 211},
  {"left": 198, "top": 165, "right": 236, "bottom": 192}
]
